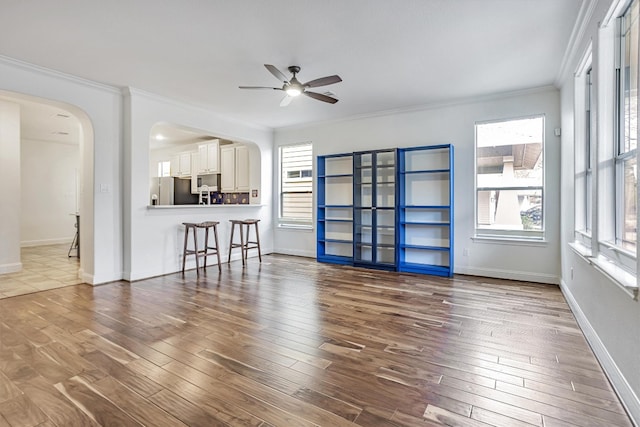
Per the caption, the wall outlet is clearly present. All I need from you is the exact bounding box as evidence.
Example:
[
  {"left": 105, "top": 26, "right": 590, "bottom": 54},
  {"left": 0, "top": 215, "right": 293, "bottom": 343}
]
[{"left": 463, "top": 248, "right": 469, "bottom": 257}]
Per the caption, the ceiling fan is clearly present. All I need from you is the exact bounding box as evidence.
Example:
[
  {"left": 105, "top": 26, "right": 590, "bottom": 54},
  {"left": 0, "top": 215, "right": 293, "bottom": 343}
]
[{"left": 239, "top": 64, "right": 342, "bottom": 106}]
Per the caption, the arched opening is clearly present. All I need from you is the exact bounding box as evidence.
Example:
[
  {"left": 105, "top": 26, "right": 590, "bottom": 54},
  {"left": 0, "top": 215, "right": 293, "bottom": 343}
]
[
  {"left": 0, "top": 90, "right": 94, "bottom": 295},
  {"left": 148, "top": 122, "right": 262, "bottom": 206}
]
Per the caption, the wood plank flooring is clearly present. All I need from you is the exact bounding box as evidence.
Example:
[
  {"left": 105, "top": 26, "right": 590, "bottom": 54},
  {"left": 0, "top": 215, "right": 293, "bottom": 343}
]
[{"left": 0, "top": 255, "right": 633, "bottom": 426}]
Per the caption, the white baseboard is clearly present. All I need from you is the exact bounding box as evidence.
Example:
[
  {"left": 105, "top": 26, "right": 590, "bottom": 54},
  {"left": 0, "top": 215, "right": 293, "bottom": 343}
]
[
  {"left": 560, "top": 280, "right": 640, "bottom": 426},
  {"left": 21, "top": 238, "right": 72, "bottom": 247},
  {"left": 79, "top": 269, "right": 94, "bottom": 285},
  {"left": 455, "top": 266, "right": 559, "bottom": 284},
  {"left": 0, "top": 262, "right": 22, "bottom": 274},
  {"left": 272, "top": 248, "right": 315, "bottom": 258},
  {"left": 124, "top": 250, "right": 272, "bottom": 282}
]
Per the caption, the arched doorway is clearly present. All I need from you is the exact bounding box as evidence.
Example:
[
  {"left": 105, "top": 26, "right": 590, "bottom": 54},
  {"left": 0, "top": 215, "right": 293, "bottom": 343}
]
[{"left": 0, "top": 90, "right": 94, "bottom": 294}]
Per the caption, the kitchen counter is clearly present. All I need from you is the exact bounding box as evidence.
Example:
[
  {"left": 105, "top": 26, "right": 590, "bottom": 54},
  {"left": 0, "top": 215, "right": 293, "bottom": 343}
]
[{"left": 147, "top": 204, "right": 263, "bottom": 209}]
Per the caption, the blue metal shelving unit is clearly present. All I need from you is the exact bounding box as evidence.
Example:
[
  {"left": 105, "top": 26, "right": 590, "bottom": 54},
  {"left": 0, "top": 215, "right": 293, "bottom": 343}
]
[{"left": 397, "top": 144, "right": 454, "bottom": 277}]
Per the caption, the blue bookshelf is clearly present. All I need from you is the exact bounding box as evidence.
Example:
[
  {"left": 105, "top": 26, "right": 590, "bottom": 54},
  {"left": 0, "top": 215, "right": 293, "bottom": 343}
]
[
  {"left": 317, "top": 144, "right": 453, "bottom": 278},
  {"left": 397, "top": 144, "right": 454, "bottom": 277},
  {"left": 317, "top": 153, "right": 354, "bottom": 265}
]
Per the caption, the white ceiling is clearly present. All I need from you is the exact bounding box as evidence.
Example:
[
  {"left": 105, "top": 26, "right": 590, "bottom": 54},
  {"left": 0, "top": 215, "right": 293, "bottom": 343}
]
[{"left": 0, "top": 0, "right": 584, "bottom": 130}]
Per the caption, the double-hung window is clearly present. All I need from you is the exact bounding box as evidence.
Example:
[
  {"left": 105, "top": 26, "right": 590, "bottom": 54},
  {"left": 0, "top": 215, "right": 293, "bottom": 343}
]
[
  {"left": 279, "top": 142, "right": 313, "bottom": 226},
  {"left": 574, "top": 52, "right": 593, "bottom": 252},
  {"left": 615, "top": 0, "right": 638, "bottom": 255},
  {"left": 475, "top": 116, "right": 545, "bottom": 240}
]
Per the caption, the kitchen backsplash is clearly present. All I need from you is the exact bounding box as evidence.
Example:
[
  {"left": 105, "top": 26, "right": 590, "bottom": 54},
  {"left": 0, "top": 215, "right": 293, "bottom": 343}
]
[{"left": 211, "top": 192, "right": 249, "bottom": 205}]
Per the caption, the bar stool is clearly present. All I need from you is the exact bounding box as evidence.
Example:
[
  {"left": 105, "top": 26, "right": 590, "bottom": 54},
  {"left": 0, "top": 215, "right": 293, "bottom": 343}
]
[
  {"left": 181, "top": 221, "right": 221, "bottom": 274},
  {"left": 227, "top": 219, "right": 262, "bottom": 265}
]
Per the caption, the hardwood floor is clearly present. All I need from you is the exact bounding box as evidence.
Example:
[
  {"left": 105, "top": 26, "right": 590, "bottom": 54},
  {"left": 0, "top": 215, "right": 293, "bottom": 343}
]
[{"left": 0, "top": 255, "right": 633, "bottom": 426}]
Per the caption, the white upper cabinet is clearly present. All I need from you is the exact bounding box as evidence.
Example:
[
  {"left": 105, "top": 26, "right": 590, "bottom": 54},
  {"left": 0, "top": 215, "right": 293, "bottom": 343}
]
[
  {"left": 197, "top": 140, "right": 219, "bottom": 174},
  {"left": 220, "top": 144, "right": 250, "bottom": 192},
  {"left": 170, "top": 151, "right": 193, "bottom": 177}
]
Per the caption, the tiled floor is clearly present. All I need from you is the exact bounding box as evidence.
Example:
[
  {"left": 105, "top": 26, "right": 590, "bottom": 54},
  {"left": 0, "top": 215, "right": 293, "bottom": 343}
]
[{"left": 0, "top": 244, "right": 80, "bottom": 299}]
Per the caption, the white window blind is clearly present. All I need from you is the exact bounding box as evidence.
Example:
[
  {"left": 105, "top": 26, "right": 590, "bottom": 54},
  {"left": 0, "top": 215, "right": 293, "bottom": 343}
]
[{"left": 280, "top": 143, "right": 313, "bottom": 224}]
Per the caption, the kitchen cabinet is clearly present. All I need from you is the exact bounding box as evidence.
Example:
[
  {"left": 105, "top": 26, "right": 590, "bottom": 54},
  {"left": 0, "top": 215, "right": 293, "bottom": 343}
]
[
  {"left": 197, "top": 140, "right": 219, "bottom": 174},
  {"left": 170, "top": 151, "right": 193, "bottom": 177},
  {"left": 221, "top": 145, "right": 250, "bottom": 192}
]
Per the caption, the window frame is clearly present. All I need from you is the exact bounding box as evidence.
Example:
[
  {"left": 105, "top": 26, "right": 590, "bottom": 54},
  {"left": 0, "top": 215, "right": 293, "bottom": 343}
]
[
  {"left": 474, "top": 115, "right": 546, "bottom": 241},
  {"left": 278, "top": 142, "right": 314, "bottom": 228},
  {"left": 596, "top": 0, "right": 639, "bottom": 275},
  {"left": 574, "top": 45, "right": 594, "bottom": 252}
]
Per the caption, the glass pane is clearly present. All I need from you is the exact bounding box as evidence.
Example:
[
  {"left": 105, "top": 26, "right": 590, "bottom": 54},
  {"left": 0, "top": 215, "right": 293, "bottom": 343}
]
[
  {"left": 476, "top": 189, "right": 543, "bottom": 231},
  {"left": 476, "top": 117, "right": 545, "bottom": 232},
  {"left": 622, "top": 157, "right": 637, "bottom": 252},
  {"left": 586, "top": 171, "right": 592, "bottom": 233},
  {"left": 622, "top": 1, "right": 639, "bottom": 153}
]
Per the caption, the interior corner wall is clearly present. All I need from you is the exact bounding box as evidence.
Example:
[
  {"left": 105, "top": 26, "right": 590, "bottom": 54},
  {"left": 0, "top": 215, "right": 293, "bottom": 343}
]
[
  {"left": 20, "top": 138, "right": 79, "bottom": 246},
  {"left": 557, "top": 0, "right": 640, "bottom": 423},
  {"left": 273, "top": 88, "right": 562, "bottom": 284},
  {"left": 0, "top": 57, "right": 123, "bottom": 284},
  {"left": 123, "top": 89, "right": 274, "bottom": 281},
  {"left": 0, "top": 99, "right": 21, "bottom": 273}
]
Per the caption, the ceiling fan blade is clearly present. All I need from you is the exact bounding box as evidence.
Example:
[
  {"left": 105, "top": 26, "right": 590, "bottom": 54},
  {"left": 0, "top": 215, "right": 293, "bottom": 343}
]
[
  {"left": 265, "top": 64, "right": 289, "bottom": 84},
  {"left": 280, "top": 95, "right": 293, "bottom": 107},
  {"left": 238, "top": 86, "right": 283, "bottom": 90},
  {"left": 304, "top": 91, "right": 338, "bottom": 104},
  {"left": 303, "top": 75, "right": 342, "bottom": 88}
]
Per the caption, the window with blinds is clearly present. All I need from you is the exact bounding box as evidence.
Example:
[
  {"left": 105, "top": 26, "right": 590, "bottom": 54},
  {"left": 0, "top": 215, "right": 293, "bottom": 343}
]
[{"left": 279, "top": 143, "right": 313, "bottom": 225}]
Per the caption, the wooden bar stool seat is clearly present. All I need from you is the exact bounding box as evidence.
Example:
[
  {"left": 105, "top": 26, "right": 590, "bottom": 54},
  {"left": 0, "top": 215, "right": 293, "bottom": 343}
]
[
  {"left": 228, "top": 219, "right": 262, "bottom": 265},
  {"left": 181, "top": 221, "right": 221, "bottom": 274}
]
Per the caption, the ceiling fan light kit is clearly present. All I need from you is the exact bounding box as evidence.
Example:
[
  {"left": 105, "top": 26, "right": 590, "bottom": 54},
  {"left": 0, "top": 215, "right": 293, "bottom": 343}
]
[{"left": 240, "top": 64, "right": 342, "bottom": 105}]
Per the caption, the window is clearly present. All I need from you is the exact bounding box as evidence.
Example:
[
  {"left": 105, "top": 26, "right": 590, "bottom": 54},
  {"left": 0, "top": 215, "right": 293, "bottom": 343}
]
[
  {"left": 574, "top": 48, "right": 593, "bottom": 252},
  {"left": 279, "top": 143, "right": 313, "bottom": 225},
  {"left": 615, "top": 0, "right": 638, "bottom": 254},
  {"left": 475, "top": 116, "right": 545, "bottom": 239},
  {"left": 157, "top": 160, "right": 171, "bottom": 177}
]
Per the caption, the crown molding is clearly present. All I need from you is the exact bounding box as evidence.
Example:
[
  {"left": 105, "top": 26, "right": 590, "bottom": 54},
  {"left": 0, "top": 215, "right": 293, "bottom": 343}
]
[
  {"left": 124, "top": 87, "right": 272, "bottom": 134},
  {"left": 0, "top": 54, "right": 121, "bottom": 95},
  {"left": 555, "top": 0, "right": 598, "bottom": 87},
  {"left": 277, "top": 85, "right": 559, "bottom": 132}
]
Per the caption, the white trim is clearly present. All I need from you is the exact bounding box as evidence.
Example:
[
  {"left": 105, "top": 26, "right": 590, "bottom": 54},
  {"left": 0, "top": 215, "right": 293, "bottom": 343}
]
[
  {"left": 556, "top": 0, "right": 598, "bottom": 85},
  {"left": 21, "top": 238, "right": 72, "bottom": 248},
  {"left": 569, "top": 240, "right": 593, "bottom": 258},
  {"left": 278, "top": 86, "right": 558, "bottom": 131},
  {"left": 471, "top": 235, "right": 547, "bottom": 247},
  {"left": 560, "top": 280, "right": 640, "bottom": 426},
  {"left": 455, "top": 266, "right": 558, "bottom": 285},
  {"left": 602, "top": 0, "right": 633, "bottom": 27},
  {"left": 0, "top": 54, "right": 120, "bottom": 94},
  {"left": 277, "top": 223, "right": 314, "bottom": 231},
  {"left": 124, "top": 87, "right": 270, "bottom": 132},
  {"left": 273, "top": 248, "right": 315, "bottom": 258},
  {"left": 0, "top": 262, "right": 22, "bottom": 274}
]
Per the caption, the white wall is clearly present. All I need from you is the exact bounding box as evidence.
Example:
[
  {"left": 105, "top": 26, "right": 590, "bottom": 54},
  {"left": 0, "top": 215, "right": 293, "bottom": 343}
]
[
  {"left": 0, "top": 100, "right": 21, "bottom": 273},
  {"left": 0, "top": 56, "right": 123, "bottom": 284},
  {"left": 557, "top": 0, "right": 640, "bottom": 423},
  {"left": 20, "top": 138, "right": 79, "bottom": 246},
  {"left": 274, "top": 88, "right": 562, "bottom": 284},
  {"left": 123, "top": 89, "right": 274, "bottom": 280}
]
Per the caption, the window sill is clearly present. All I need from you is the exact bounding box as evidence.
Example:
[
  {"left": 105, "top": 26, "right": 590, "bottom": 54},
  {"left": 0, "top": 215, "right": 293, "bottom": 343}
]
[
  {"left": 568, "top": 241, "right": 592, "bottom": 258},
  {"left": 568, "top": 242, "right": 638, "bottom": 300},
  {"left": 278, "top": 223, "right": 314, "bottom": 231},
  {"left": 591, "top": 256, "right": 638, "bottom": 300},
  {"left": 471, "top": 235, "right": 547, "bottom": 247}
]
